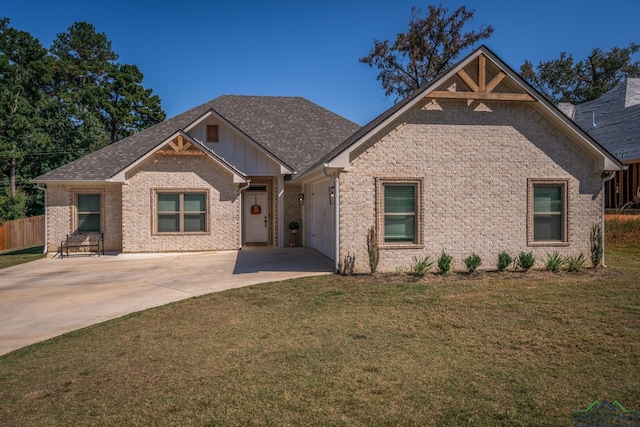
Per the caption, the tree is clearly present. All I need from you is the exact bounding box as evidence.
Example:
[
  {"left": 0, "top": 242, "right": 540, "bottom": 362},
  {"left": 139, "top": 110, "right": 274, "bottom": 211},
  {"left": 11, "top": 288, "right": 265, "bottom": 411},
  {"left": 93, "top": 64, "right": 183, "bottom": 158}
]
[
  {"left": 520, "top": 44, "right": 640, "bottom": 104},
  {"left": 360, "top": 5, "right": 493, "bottom": 100},
  {"left": 103, "top": 63, "right": 165, "bottom": 142},
  {"left": 0, "top": 18, "right": 51, "bottom": 197}
]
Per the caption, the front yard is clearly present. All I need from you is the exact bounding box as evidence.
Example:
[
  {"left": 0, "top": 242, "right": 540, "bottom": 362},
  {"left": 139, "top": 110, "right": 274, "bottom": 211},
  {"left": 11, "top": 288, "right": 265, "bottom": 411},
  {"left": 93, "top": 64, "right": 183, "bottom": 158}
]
[{"left": 0, "top": 221, "right": 639, "bottom": 426}]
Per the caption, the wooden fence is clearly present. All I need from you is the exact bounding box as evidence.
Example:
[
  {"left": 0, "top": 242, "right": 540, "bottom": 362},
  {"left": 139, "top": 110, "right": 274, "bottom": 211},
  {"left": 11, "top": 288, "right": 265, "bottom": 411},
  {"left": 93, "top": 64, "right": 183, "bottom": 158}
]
[{"left": 0, "top": 215, "right": 45, "bottom": 252}]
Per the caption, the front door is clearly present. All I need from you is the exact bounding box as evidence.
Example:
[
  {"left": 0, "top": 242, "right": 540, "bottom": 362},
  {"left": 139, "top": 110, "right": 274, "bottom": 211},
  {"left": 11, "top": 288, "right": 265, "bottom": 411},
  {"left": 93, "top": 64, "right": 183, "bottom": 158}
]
[{"left": 244, "top": 191, "right": 269, "bottom": 244}]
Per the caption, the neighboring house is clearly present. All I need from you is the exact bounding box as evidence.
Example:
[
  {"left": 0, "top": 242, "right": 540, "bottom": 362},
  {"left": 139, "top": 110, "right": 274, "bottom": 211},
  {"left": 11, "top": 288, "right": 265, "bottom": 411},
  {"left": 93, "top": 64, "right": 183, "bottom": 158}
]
[
  {"left": 34, "top": 46, "right": 623, "bottom": 272},
  {"left": 559, "top": 78, "right": 640, "bottom": 209}
]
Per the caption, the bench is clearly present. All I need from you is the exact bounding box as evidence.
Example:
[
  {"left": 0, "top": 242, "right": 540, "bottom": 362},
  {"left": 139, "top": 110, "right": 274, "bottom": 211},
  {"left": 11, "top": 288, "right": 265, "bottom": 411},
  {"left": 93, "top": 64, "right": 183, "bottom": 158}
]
[{"left": 60, "top": 232, "right": 104, "bottom": 258}]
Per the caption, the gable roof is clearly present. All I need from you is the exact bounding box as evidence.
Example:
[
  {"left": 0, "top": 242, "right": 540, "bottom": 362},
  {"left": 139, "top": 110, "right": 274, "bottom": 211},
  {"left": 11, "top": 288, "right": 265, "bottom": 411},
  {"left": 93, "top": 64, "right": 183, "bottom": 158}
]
[
  {"left": 302, "top": 45, "right": 624, "bottom": 177},
  {"left": 560, "top": 78, "right": 640, "bottom": 162},
  {"left": 33, "top": 96, "right": 359, "bottom": 183}
]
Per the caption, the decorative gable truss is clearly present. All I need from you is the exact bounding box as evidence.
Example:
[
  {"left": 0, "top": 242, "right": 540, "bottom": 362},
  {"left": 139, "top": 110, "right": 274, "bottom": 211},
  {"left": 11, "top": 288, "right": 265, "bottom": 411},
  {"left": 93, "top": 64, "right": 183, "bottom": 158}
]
[
  {"left": 156, "top": 134, "right": 204, "bottom": 156},
  {"left": 428, "top": 54, "right": 535, "bottom": 102}
]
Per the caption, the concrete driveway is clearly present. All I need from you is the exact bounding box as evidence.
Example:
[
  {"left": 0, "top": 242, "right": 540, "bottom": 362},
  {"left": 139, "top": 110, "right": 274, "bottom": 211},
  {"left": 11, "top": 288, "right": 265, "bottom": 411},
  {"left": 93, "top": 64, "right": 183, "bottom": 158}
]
[{"left": 0, "top": 247, "right": 332, "bottom": 356}]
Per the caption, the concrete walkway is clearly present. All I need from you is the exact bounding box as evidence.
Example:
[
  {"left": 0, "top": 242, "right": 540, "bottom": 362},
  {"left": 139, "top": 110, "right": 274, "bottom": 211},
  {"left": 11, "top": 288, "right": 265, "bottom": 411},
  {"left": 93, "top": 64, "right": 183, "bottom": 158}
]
[{"left": 0, "top": 247, "right": 333, "bottom": 356}]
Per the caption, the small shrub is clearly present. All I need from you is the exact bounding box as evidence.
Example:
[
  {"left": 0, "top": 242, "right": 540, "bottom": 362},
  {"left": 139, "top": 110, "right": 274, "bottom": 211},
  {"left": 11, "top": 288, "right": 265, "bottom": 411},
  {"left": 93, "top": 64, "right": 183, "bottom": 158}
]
[
  {"left": 517, "top": 252, "right": 535, "bottom": 271},
  {"left": 497, "top": 252, "right": 513, "bottom": 272},
  {"left": 437, "top": 251, "right": 453, "bottom": 274},
  {"left": 394, "top": 266, "right": 407, "bottom": 276},
  {"left": 464, "top": 253, "right": 482, "bottom": 273},
  {"left": 590, "top": 224, "right": 603, "bottom": 268},
  {"left": 366, "top": 227, "right": 379, "bottom": 274},
  {"left": 566, "top": 253, "right": 586, "bottom": 272},
  {"left": 412, "top": 255, "right": 433, "bottom": 277},
  {"left": 545, "top": 251, "right": 565, "bottom": 273}
]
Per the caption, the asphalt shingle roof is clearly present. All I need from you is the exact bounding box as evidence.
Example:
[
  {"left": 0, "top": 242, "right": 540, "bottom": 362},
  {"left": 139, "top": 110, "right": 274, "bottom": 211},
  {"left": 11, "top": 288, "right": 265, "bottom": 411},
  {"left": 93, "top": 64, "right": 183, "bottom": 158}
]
[
  {"left": 563, "top": 79, "right": 640, "bottom": 162},
  {"left": 34, "top": 95, "right": 360, "bottom": 182}
]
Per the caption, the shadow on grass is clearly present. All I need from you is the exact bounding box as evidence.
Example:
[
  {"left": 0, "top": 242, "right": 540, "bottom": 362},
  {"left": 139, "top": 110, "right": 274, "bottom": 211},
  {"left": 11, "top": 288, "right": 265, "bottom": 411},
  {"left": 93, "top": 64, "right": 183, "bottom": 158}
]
[{"left": 0, "top": 245, "right": 45, "bottom": 269}]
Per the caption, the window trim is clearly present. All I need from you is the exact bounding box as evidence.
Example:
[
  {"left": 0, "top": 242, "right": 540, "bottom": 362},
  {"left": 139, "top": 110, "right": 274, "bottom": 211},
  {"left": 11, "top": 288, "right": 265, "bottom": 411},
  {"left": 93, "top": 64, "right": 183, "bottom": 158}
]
[
  {"left": 153, "top": 189, "right": 210, "bottom": 235},
  {"left": 527, "top": 179, "right": 569, "bottom": 246},
  {"left": 71, "top": 189, "right": 104, "bottom": 233},
  {"left": 206, "top": 125, "right": 219, "bottom": 143},
  {"left": 76, "top": 193, "right": 102, "bottom": 232},
  {"left": 375, "top": 177, "right": 424, "bottom": 249}
]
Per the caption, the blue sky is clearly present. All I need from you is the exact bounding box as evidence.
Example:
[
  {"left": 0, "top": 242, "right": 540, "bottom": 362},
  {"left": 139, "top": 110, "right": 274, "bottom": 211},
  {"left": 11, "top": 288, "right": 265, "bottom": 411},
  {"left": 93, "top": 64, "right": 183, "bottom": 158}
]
[{"left": 4, "top": 0, "right": 640, "bottom": 125}]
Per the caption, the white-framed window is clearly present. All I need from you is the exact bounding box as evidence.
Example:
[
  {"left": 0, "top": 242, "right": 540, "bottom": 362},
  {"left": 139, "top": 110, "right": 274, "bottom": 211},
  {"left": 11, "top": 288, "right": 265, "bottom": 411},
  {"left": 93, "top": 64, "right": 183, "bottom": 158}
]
[
  {"left": 77, "top": 194, "right": 101, "bottom": 232},
  {"left": 376, "top": 178, "right": 423, "bottom": 247},
  {"left": 157, "top": 192, "right": 207, "bottom": 233},
  {"left": 528, "top": 179, "right": 568, "bottom": 245}
]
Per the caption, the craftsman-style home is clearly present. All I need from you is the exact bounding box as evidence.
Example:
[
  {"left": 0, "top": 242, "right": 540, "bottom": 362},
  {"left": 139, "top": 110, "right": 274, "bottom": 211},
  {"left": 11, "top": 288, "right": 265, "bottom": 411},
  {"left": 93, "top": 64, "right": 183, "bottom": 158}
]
[{"left": 34, "top": 46, "right": 624, "bottom": 272}]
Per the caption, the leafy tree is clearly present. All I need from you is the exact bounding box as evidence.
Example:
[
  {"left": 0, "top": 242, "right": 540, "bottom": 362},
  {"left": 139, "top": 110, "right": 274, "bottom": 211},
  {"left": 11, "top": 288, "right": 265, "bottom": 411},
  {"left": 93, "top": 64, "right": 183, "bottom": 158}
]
[
  {"left": 520, "top": 43, "right": 640, "bottom": 104},
  {"left": 103, "top": 63, "right": 164, "bottom": 142},
  {"left": 0, "top": 18, "right": 51, "bottom": 198},
  {"left": 360, "top": 5, "right": 493, "bottom": 100},
  {"left": 0, "top": 19, "right": 165, "bottom": 222}
]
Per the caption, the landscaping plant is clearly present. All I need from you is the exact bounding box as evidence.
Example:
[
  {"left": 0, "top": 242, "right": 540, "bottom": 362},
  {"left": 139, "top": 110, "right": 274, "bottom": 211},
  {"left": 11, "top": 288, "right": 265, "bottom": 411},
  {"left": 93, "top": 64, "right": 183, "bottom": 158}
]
[
  {"left": 367, "top": 226, "right": 379, "bottom": 274},
  {"left": 545, "top": 251, "right": 565, "bottom": 273},
  {"left": 590, "top": 223, "right": 603, "bottom": 268},
  {"left": 464, "top": 253, "right": 482, "bottom": 273},
  {"left": 497, "top": 251, "right": 512, "bottom": 272},
  {"left": 412, "top": 255, "right": 433, "bottom": 277},
  {"left": 517, "top": 251, "right": 535, "bottom": 271},
  {"left": 437, "top": 251, "right": 453, "bottom": 274},
  {"left": 566, "top": 253, "right": 586, "bottom": 272}
]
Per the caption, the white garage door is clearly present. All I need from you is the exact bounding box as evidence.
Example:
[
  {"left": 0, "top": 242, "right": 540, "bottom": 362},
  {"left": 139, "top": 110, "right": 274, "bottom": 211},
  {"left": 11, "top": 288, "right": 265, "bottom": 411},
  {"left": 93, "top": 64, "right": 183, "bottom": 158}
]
[{"left": 309, "top": 180, "right": 335, "bottom": 260}]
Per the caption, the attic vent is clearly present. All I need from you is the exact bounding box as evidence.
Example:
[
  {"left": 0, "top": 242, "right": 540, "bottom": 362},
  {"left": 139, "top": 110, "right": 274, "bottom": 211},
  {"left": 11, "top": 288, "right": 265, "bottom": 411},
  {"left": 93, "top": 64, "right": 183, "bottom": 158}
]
[{"left": 206, "top": 125, "right": 219, "bottom": 143}]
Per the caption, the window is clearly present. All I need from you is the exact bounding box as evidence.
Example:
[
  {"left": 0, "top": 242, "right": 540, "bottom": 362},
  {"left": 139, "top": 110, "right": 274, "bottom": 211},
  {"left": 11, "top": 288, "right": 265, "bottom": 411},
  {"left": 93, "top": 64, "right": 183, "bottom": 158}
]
[
  {"left": 77, "top": 194, "right": 101, "bottom": 232},
  {"left": 375, "top": 178, "right": 422, "bottom": 246},
  {"left": 206, "top": 125, "right": 219, "bottom": 143},
  {"left": 157, "top": 193, "right": 207, "bottom": 233},
  {"left": 529, "top": 180, "right": 568, "bottom": 244}
]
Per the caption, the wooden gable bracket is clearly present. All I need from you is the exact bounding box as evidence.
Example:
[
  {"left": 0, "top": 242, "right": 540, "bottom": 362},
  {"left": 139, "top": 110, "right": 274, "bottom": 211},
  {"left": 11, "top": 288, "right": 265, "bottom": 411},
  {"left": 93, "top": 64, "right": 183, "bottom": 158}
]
[
  {"left": 156, "top": 135, "right": 205, "bottom": 156},
  {"left": 427, "top": 54, "right": 535, "bottom": 102}
]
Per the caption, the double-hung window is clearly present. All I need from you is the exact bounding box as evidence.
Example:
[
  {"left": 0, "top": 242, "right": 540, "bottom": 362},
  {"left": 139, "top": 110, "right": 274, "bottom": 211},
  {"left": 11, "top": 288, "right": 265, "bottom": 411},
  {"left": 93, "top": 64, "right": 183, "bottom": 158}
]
[
  {"left": 384, "top": 184, "right": 416, "bottom": 243},
  {"left": 77, "top": 194, "right": 101, "bottom": 232},
  {"left": 375, "top": 178, "right": 422, "bottom": 246},
  {"left": 157, "top": 192, "right": 207, "bottom": 233},
  {"left": 529, "top": 180, "right": 568, "bottom": 244}
]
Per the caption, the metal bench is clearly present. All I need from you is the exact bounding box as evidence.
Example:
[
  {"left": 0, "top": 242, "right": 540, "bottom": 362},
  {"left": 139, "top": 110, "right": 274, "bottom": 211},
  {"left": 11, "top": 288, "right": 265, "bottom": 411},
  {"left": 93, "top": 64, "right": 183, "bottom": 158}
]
[{"left": 60, "top": 232, "right": 104, "bottom": 258}]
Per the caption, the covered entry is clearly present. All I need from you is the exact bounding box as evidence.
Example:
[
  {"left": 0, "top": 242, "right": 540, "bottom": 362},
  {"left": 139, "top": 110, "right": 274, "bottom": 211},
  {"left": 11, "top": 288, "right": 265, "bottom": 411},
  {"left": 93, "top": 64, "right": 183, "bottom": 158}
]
[{"left": 243, "top": 185, "right": 271, "bottom": 245}]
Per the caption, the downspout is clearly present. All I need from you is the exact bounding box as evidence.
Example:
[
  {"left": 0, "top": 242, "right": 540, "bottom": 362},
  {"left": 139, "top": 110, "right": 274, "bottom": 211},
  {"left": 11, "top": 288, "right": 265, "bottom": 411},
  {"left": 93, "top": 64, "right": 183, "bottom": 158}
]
[
  {"left": 238, "top": 180, "right": 251, "bottom": 250},
  {"left": 36, "top": 184, "right": 48, "bottom": 254},
  {"left": 323, "top": 164, "right": 340, "bottom": 273},
  {"left": 600, "top": 171, "right": 616, "bottom": 267}
]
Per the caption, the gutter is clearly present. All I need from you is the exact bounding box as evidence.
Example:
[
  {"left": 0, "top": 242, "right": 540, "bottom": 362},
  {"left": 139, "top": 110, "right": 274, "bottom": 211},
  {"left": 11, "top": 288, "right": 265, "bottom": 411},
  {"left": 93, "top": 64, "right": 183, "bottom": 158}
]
[
  {"left": 36, "top": 184, "right": 48, "bottom": 254},
  {"left": 600, "top": 171, "right": 617, "bottom": 267},
  {"left": 322, "top": 163, "right": 340, "bottom": 272},
  {"left": 238, "top": 180, "right": 251, "bottom": 250}
]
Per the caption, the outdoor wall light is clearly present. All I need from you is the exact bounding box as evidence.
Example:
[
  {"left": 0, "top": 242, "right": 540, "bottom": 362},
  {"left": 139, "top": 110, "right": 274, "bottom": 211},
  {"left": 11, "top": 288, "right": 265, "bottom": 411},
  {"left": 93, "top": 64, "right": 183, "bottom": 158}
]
[
  {"left": 299, "top": 193, "right": 305, "bottom": 206},
  {"left": 329, "top": 187, "right": 335, "bottom": 205}
]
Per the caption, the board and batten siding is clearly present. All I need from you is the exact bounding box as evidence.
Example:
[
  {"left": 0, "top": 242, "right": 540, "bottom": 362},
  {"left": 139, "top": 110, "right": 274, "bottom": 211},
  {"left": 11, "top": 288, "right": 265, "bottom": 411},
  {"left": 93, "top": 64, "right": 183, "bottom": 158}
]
[{"left": 188, "top": 119, "right": 281, "bottom": 176}]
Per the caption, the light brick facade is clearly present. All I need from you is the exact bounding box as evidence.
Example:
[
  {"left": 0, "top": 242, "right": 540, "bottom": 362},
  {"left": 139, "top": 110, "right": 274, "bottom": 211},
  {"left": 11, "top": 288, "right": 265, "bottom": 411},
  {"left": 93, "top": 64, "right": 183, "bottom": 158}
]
[
  {"left": 47, "top": 184, "right": 123, "bottom": 253},
  {"left": 121, "top": 154, "right": 240, "bottom": 252},
  {"left": 338, "top": 98, "right": 603, "bottom": 273}
]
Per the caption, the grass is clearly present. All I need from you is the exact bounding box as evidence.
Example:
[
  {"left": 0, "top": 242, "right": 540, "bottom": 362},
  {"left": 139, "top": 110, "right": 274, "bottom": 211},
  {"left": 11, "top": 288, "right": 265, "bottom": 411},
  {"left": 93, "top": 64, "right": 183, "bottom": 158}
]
[
  {"left": 0, "top": 225, "right": 639, "bottom": 425},
  {"left": 0, "top": 245, "right": 45, "bottom": 269}
]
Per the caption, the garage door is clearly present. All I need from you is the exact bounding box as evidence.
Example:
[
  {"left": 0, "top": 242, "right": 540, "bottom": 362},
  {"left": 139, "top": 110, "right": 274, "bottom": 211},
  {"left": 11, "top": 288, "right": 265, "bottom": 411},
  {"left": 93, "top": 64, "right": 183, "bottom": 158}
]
[{"left": 309, "top": 180, "right": 335, "bottom": 260}]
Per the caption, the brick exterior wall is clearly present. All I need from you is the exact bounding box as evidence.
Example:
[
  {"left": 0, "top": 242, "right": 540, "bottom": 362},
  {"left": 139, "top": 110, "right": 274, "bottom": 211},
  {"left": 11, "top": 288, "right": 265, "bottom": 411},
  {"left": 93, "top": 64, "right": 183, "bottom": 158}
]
[
  {"left": 284, "top": 183, "right": 303, "bottom": 247},
  {"left": 122, "top": 154, "right": 240, "bottom": 252},
  {"left": 46, "top": 184, "right": 123, "bottom": 253},
  {"left": 338, "top": 99, "right": 602, "bottom": 273}
]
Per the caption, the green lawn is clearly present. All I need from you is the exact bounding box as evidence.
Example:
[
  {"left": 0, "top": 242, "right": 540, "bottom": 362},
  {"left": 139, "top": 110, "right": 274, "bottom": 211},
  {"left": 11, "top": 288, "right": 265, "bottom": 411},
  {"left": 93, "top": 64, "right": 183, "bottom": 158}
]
[
  {"left": 0, "top": 245, "right": 45, "bottom": 269},
  {"left": 0, "top": 231, "right": 639, "bottom": 425}
]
